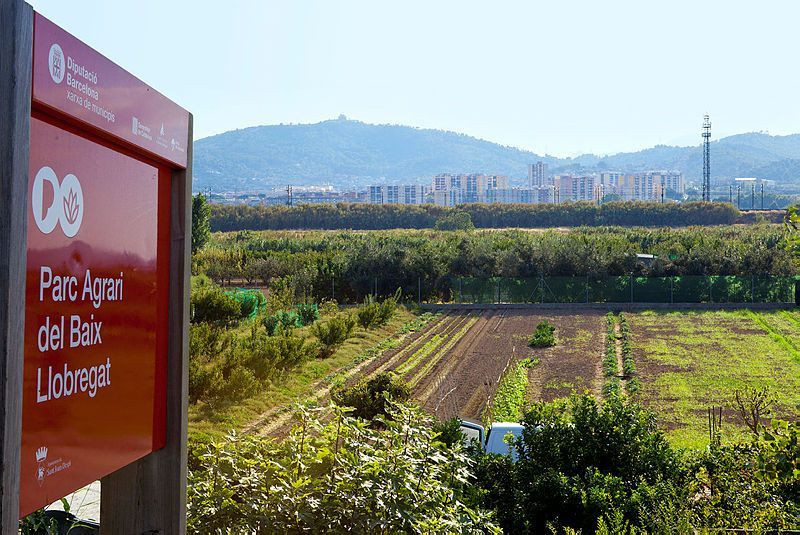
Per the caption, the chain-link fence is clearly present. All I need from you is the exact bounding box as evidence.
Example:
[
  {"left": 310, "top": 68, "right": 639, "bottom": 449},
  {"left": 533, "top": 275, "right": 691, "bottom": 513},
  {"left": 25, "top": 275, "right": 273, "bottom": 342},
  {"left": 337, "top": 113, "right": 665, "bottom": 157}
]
[
  {"left": 311, "top": 274, "right": 798, "bottom": 305},
  {"left": 448, "top": 275, "right": 799, "bottom": 304}
]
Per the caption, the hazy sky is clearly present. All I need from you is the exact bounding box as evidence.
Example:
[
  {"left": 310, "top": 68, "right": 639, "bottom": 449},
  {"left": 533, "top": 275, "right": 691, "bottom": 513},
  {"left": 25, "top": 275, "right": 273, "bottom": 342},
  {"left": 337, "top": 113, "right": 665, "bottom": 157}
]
[{"left": 28, "top": 0, "right": 800, "bottom": 157}]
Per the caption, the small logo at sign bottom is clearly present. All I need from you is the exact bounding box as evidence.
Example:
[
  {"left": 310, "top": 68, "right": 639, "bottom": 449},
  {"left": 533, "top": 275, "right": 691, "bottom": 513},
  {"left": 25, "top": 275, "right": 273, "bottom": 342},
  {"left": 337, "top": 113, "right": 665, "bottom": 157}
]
[{"left": 36, "top": 446, "right": 48, "bottom": 487}]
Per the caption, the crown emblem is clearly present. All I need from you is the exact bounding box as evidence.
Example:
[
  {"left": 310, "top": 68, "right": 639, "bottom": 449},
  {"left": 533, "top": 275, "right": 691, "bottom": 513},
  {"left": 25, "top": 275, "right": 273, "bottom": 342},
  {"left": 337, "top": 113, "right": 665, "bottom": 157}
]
[{"left": 35, "top": 446, "right": 48, "bottom": 462}]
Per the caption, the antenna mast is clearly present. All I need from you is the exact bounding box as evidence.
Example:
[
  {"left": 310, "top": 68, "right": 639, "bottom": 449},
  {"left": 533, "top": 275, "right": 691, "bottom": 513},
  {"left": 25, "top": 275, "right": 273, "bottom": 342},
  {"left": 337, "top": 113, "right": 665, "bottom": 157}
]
[{"left": 702, "top": 115, "right": 711, "bottom": 201}]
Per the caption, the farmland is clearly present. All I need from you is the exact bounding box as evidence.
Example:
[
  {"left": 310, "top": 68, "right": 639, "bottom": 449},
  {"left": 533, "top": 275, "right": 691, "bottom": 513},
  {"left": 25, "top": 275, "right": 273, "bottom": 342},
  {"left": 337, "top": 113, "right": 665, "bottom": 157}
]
[
  {"left": 190, "top": 304, "right": 800, "bottom": 449},
  {"left": 629, "top": 309, "right": 800, "bottom": 448},
  {"left": 373, "top": 307, "right": 800, "bottom": 447}
]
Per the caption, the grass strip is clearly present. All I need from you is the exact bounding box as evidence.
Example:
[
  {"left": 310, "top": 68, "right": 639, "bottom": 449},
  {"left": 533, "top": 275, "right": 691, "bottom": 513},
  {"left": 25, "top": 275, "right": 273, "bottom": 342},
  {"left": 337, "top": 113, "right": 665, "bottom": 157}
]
[
  {"left": 483, "top": 358, "right": 533, "bottom": 423},
  {"left": 602, "top": 312, "right": 621, "bottom": 398},
  {"left": 618, "top": 313, "right": 640, "bottom": 395},
  {"left": 746, "top": 310, "right": 800, "bottom": 364}
]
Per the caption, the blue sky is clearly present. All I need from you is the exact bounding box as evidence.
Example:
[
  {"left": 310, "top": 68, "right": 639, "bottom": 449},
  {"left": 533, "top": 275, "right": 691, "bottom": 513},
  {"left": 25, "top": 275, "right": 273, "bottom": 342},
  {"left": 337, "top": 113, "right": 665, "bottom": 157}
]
[{"left": 28, "top": 0, "right": 800, "bottom": 157}]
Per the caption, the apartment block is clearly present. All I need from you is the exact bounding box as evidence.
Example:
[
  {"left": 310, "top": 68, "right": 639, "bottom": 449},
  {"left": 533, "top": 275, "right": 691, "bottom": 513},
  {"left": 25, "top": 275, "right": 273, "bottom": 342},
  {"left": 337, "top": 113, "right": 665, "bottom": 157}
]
[
  {"left": 528, "top": 161, "right": 549, "bottom": 187},
  {"left": 554, "top": 174, "right": 599, "bottom": 202}
]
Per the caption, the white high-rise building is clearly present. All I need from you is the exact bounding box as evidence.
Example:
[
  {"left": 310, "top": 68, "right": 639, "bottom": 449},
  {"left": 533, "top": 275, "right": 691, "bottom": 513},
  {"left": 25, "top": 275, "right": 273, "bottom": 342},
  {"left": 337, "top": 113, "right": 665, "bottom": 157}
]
[{"left": 528, "top": 161, "right": 549, "bottom": 187}]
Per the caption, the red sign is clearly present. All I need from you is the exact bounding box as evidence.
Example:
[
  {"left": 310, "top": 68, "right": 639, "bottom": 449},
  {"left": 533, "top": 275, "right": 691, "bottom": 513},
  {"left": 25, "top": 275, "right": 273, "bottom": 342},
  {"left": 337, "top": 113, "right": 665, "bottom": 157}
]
[
  {"left": 20, "top": 117, "right": 169, "bottom": 517},
  {"left": 32, "top": 14, "right": 190, "bottom": 168}
]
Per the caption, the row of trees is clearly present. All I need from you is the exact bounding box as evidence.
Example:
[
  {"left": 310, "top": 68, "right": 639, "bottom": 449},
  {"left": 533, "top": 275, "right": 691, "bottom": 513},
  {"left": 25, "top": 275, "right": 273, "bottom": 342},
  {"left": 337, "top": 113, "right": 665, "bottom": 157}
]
[
  {"left": 193, "top": 225, "right": 797, "bottom": 303},
  {"left": 210, "top": 201, "right": 742, "bottom": 231}
]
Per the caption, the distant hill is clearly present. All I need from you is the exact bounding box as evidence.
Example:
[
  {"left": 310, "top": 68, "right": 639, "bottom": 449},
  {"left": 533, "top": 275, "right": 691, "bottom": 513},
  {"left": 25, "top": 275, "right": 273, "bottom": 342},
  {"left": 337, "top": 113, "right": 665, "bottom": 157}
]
[{"left": 193, "top": 118, "right": 800, "bottom": 192}]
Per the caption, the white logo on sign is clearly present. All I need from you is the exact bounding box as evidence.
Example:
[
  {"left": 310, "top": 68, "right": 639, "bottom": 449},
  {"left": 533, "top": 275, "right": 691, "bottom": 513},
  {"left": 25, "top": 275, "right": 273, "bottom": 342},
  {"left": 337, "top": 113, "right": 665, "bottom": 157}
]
[
  {"left": 35, "top": 446, "right": 48, "bottom": 486},
  {"left": 48, "top": 44, "right": 65, "bottom": 84},
  {"left": 32, "top": 167, "right": 84, "bottom": 238}
]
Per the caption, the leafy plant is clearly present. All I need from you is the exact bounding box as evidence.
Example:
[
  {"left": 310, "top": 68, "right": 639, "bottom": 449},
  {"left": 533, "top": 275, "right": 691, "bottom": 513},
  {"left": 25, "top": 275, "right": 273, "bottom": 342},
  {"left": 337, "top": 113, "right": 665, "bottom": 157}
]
[
  {"left": 295, "top": 302, "right": 320, "bottom": 326},
  {"left": 357, "top": 289, "right": 401, "bottom": 329},
  {"left": 311, "top": 313, "right": 356, "bottom": 357},
  {"left": 191, "top": 193, "right": 211, "bottom": 254},
  {"left": 187, "top": 403, "right": 500, "bottom": 534},
  {"left": 473, "top": 394, "right": 688, "bottom": 533},
  {"left": 528, "top": 320, "right": 556, "bottom": 348},
  {"left": 190, "top": 284, "right": 242, "bottom": 326},
  {"left": 331, "top": 372, "right": 410, "bottom": 422}
]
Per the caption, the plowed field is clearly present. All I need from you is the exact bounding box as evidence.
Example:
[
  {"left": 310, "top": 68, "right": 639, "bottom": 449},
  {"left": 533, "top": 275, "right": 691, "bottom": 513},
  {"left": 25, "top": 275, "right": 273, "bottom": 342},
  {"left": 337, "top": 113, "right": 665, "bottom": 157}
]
[{"left": 358, "top": 309, "right": 606, "bottom": 421}]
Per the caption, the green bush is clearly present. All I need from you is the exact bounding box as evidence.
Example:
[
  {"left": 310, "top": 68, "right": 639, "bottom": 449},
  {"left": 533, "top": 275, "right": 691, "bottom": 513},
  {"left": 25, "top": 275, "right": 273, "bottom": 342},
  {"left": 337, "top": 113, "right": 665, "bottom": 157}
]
[
  {"left": 187, "top": 403, "right": 500, "bottom": 533},
  {"left": 191, "top": 285, "right": 242, "bottom": 325},
  {"left": 433, "top": 417, "right": 465, "bottom": 448},
  {"left": 357, "top": 290, "right": 401, "bottom": 329},
  {"left": 473, "top": 394, "right": 688, "bottom": 533},
  {"left": 242, "top": 329, "right": 315, "bottom": 380},
  {"left": 262, "top": 314, "right": 281, "bottom": 336},
  {"left": 295, "top": 303, "right": 320, "bottom": 326},
  {"left": 318, "top": 298, "right": 339, "bottom": 317},
  {"left": 262, "top": 310, "right": 301, "bottom": 335},
  {"left": 331, "top": 372, "right": 410, "bottom": 422},
  {"left": 357, "top": 296, "right": 381, "bottom": 329},
  {"left": 311, "top": 313, "right": 356, "bottom": 358},
  {"left": 189, "top": 322, "right": 314, "bottom": 405},
  {"left": 528, "top": 320, "right": 556, "bottom": 348}
]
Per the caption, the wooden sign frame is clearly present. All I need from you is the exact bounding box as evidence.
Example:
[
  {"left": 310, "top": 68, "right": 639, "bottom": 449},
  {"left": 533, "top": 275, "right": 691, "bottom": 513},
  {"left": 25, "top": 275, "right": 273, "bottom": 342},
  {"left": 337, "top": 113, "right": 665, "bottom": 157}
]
[{"left": 0, "top": 0, "right": 191, "bottom": 531}]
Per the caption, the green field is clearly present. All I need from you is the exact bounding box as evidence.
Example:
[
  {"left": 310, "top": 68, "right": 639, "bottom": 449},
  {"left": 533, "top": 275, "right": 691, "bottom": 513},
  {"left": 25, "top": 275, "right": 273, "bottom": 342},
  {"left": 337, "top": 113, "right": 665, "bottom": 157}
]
[{"left": 629, "top": 309, "right": 800, "bottom": 449}]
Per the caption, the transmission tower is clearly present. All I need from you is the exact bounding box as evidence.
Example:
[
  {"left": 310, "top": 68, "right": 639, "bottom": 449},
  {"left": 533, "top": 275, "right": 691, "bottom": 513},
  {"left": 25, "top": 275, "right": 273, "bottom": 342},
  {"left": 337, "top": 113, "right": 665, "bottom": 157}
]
[
  {"left": 702, "top": 115, "right": 711, "bottom": 201},
  {"left": 286, "top": 185, "right": 293, "bottom": 206}
]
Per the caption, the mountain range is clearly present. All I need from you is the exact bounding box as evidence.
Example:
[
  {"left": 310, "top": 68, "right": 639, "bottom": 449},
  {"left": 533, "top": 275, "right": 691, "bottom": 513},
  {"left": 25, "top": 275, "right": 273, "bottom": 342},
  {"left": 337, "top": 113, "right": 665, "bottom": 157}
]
[{"left": 193, "top": 118, "right": 800, "bottom": 192}]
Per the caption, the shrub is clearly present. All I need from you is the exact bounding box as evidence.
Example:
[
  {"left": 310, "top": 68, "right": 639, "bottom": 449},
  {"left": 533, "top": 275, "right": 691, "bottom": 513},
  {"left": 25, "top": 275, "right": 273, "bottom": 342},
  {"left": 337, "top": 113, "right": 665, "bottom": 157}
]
[
  {"left": 187, "top": 403, "right": 500, "bottom": 533},
  {"left": 262, "top": 310, "right": 300, "bottom": 333},
  {"left": 262, "top": 314, "right": 281, "bottom": 336},
  {"left": 357, "top": 296, "right": 381, "bottom": 329},
  {"left": 191, "top": 285, "right": 242, "bottom": 325},
  {"left": 232, "top": 289, "right": 266, "bottom": 318},
  {"left": 473, "top": 394, "right": 688, "bottom": 533},
  {"left": 433, "top": 417, "right": 465, "bottom": 448},
  {"left": 528, "top": 320, "right": 556, "bottom": 348},
  {"left": 311, "top": 313, "right": 356, "bottom": 357},
  {"left": 295, "top": 303, "right": 320, "bottom": 326},
  {"left": 242, "top": 330, "right": 315, "bottom": 380},
  {"left": 357, "top": 290, "right": 401, "bottom": 330},
  {"left": 318, "top": 298, "right": 339, "bottom": 317},
  {"left": 331, "top": 373, "right": 410, "bottom": 422},
  {"left": 190, "top": 322, "right": 314, "bottom": 405}
]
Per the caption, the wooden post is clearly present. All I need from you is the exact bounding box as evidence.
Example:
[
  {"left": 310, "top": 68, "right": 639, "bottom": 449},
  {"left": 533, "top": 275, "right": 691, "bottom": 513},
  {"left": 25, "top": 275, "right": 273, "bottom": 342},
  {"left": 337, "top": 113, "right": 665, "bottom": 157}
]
[
  {"left": 100, "top": 117, "right": 193, "bottom": 534},
  {"left": 0, "top": 0, "right": 33, "bottom": 528}
]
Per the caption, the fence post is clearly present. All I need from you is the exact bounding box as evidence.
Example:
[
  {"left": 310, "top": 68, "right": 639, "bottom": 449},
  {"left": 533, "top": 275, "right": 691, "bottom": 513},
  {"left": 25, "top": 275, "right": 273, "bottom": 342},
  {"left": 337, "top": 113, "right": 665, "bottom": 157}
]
[
  {"left": 670, "top": 277, "right": 674, "bottom": 304},
  {"left": 630, "top": 273, "right": 634, "bottom": 304},
  {"left": 709, "top": 276, "right": 713, "bottom": 303},
  {"left": 459, "top": 277, "right": 463, "bottom": 303},
  {"left": 540, "top": 274, "right": 544, "bottom": 304},
  {"left": 496, "top": 279, "right": 500, "bottom": 304}
]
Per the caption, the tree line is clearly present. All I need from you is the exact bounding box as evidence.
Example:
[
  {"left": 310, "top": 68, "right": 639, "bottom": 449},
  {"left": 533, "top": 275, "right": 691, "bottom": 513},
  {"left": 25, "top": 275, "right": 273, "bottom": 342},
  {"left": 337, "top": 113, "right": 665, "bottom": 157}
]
[
  {"left": 193, "top": 225, "right": 797, "bottom": 303},
  {"left": 210, "top": 201, "right": 742, "bottom": 231}
]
